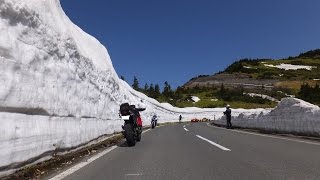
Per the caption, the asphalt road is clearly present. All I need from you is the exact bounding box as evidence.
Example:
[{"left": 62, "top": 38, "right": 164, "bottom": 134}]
[{"left": 58, "top": 123, "right": 320, "bottom": 180}]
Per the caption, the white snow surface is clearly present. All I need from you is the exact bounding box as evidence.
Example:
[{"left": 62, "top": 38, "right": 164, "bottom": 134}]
[
  {"left": 243, "top": 66, "right": 257, "bottom": 69},
  {"left": 0, "top": 0, "right": 319, "bottom": 176},
  {"left": 264, "top": 63, "right": 315, "bottom": 70},
  {"left": 244, "top": 93, "right": 279, "bottom": 102},
  {"left": 191, "top": 96, "right": 201, "bottom": 103},
  {"left": 215, "top": 98, "right": 320, "bottom": 136}
]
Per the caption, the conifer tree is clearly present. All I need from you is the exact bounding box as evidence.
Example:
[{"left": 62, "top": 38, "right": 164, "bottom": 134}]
[
  {"left": 154, "top": 84, "right": 161, "bottom": 98},
  {"left": 132, "top": 76, "right": 139, "bottom": 90},
  {"left": 163, "top": 81, "right": 173, "bottom": 98},
  {"left": 144, "top": 83, "right": 149, "bottom": 91},
  {"left": 149, "top": 84, "right": 155, "bottom": 98}
]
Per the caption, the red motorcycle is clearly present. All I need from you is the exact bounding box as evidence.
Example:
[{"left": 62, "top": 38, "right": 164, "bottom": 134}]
[{"left": 120, "top": 103, "right": 145, "bottom": 146}]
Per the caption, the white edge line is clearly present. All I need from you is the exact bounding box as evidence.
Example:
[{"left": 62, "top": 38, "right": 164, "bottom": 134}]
[
  {"left": 196, "top": 135, "right": 231, "bottom": 151},
  {"left": 184, "top": 128, "right": 189, "bottom": 132},
  {"left": 142, "top": 129, "right": 151, "bottom": 134},
  {"left": 49, "top": 146, "right": 118, "bottom": 180},
  {"left": 207, "top": 123, "right": 320, "bottom": 146},
  {"left": 125, "top": 173, "right": 143, "bottom": 176},
  {"left": 49, "top": 128, "right": 153, "bottom": 180}
]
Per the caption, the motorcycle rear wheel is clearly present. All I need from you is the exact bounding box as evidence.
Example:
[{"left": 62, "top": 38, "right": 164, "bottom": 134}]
[
  {"left": 124, "top": 124, "right": 136, "bottom": 146},
  {"left": 137, "top": 132, "right": 141, "bottom": 142}
]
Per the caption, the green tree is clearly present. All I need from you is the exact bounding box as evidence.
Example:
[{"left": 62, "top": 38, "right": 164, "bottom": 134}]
[
  {"left": 173, "top": 86, "right": 183, "bottom": 100},
  {"left": 149, "top": 84, "right": 155, "bottom": 98},
  {"left": 163, "top": 81, "right": 173, "bottom": 97},
  {"left": 298, "top": 83, "right": 320, "bottom": 105},
  {"left": 154, "top": 84, "right": 161, "bottom": 98},
  {"left": 132, "top": 76, "right": 139, "bottom": 90},
  {"left": 144, "top": 83, "right": 149, "bottom": 92},
  {"left": 217, "top": 83, "right": 231, "bottom": 101}
]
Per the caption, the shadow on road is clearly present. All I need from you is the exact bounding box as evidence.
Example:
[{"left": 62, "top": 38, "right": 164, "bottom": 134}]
[{"left": 118, "top": 141, "right": 129, "bottom": 147}]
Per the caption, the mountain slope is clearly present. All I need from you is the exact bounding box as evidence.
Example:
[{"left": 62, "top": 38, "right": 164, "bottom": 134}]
[
  {"left": 179, "top": 50, "right": 320, "bottom": 108},
  {"left": 184, "top": 51, "right": 320, "bottom": 92}
]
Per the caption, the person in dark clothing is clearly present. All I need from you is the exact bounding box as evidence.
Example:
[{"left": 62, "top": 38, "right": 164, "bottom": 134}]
[
  {"left": 179, "top": 115, "right": 182, "bottom": 123},
  {"left": 128, "top": 104, "right": 145, "bottom": 127},
  {"left": 223, "top": 105, "right": 232, "bottom": 129}
]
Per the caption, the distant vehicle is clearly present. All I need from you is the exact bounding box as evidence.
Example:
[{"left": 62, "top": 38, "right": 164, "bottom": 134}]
[
  {"left": 191, "top": 118, "right": 200, "bottom": 122},
  {"left": 201, "top": 118, "right": 210, "bottom": 122}
]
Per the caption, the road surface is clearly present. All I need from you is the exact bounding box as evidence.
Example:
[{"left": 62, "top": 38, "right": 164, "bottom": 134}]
[{"left": 53, "top": 123, "right": 320, "bottom": 180}]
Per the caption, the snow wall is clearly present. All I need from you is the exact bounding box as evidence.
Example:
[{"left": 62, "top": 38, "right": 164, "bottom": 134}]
[{"left": 214, "top": 98, "right": 320, "bottom": 137}]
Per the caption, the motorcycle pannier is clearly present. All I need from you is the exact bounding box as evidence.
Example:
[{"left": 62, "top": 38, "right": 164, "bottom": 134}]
[{"left": 120, "top": 103, "right": 130, "bottom": 116}]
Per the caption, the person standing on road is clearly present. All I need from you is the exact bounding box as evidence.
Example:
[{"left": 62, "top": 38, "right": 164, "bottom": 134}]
[
  {"left": 151, "top": 114, "right": 158, "bottom": 127},
  {"left": 223, "top": 105, "right": 232, "bottom": 129},
  {"left": 179, "top": 115, "right": 182, "bottom": 123}
]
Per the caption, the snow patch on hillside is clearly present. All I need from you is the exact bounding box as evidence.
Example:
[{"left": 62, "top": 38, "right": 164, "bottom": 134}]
[
  {"left": 243, "top": 66, "right": 257, "bottom": 69},
  {"left": 191, "top": 96, "right": 201, "bottom": 103},
  {"left": 244, "top": 93, "right": 279, "bottom": 102},
  {"left": 264, "top": 63, "right": 315, "bottom": 70}
]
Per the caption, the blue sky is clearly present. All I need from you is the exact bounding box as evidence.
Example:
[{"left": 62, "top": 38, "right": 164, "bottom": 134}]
[{"left": 61, "top": 0, "right": 320, "bottom": 89}]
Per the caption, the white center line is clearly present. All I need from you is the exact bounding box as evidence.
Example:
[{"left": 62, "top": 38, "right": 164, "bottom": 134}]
[
  {"left": 125, "top": 173, "right": 143, "bottom": 176},
  {"left": 196, "top": 135, "right": 231, "bottom": 151},
  {"left": 184, "top": 128, "right": 189, "bottom": 132}
]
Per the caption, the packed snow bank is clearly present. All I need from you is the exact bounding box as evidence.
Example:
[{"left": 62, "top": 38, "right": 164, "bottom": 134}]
[
  {"left": 0, "top": 112, "right": 123, "bottom": 173},
  {"left": 214, "top": 98, "right": 320, "bottom": 136}
]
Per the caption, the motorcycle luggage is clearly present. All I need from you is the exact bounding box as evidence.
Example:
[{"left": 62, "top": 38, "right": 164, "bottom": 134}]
[{"left": 120, "top": 103, "right": 130, "bottom": 116}]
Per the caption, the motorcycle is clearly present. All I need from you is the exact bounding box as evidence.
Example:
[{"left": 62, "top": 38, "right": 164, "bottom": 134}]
[
  {"left": 120, "top": 103, "right": 144, "bottom": 146},
  {"left": 151, "top": 115, "right": 158, "bottom": 129}
]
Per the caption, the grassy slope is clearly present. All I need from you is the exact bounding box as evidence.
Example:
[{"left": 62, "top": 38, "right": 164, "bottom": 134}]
[
  {"left": 176, "top": 51, "right": 320, "bottom": 108},
  {"left": 237, "top": 58, "right": 320, "bottom": 81}
]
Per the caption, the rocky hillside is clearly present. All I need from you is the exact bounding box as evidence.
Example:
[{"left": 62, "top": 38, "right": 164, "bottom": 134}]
[{"left": 184, "top": 50, "right": 320, "bottom": 94}]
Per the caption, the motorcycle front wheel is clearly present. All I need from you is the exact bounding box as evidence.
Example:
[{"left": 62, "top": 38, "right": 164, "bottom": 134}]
[{"left": 151, "top": 121, "right": 156, "bottom": 129}]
